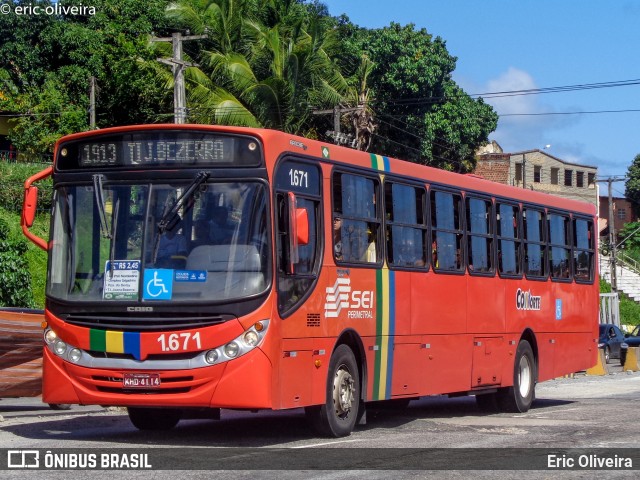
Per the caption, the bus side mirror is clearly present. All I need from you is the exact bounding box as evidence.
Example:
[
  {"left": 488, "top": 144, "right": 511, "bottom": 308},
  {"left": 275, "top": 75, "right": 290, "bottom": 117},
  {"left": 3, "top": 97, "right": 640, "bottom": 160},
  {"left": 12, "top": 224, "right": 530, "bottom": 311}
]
[
  {"left": 23, "top": 186, "right": 38, "bottom": 228},
  {"left": 21, "top": 166, "right": 52, "bottom": 251},
  {"left": 287, "top": 192, "right": 309, "bottom": 273},
  {"left": 295, "top": 208, "right": 309, "bottom": 246},
  {"left": 287, "top": 192, "right": 299, "bottom": 272}
]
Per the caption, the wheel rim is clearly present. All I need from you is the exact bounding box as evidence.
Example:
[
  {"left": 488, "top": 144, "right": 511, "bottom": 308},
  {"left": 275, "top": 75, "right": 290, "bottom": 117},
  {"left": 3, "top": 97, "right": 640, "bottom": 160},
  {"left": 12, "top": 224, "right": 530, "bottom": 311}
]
[
  {"left": 517, "top": 355, "right": 532, "bottom": 398},
  {"left": 605, "top": 348, "right": 610, "bottom": 363},
  {"left": 333, "top": 364, "right": 355, "bottom": 418}
]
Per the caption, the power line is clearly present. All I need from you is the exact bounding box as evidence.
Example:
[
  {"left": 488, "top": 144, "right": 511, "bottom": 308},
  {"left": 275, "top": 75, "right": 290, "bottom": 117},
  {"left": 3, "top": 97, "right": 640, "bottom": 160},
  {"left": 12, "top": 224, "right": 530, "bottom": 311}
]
[
  {"left": 501, "top": 109, "right": 640, "bottom": 117},
  {"left": 380, "top": 77, "right": 640, "bottom": 107}
]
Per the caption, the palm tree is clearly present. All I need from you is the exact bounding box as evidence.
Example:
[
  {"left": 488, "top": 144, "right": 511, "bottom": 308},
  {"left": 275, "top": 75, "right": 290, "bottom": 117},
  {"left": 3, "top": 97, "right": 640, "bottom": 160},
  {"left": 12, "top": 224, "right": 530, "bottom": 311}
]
[
  {"left": 163, "top": 0, "right": 347, "bottom": 133},
  {"left": 344, "top": 54, "right": 376, "bottom": 151}
]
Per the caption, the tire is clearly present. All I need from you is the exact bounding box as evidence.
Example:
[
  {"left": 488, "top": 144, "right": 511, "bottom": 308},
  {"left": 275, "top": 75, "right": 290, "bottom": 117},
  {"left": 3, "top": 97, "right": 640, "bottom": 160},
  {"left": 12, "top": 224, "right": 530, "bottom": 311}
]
[
  {"left": 496, "top": 340, "right": 536, "bottom": 413},
  {"left": 48, "top": 404, "right": 72, "bottom": 411},
  {"left": 621, "top": 351, "right": 627, "bottom": 367},
  {"left": 127, "top": 407, "right": 181, "bottom": 431},
  {"left": 306, "top": 344, "right": 360, "bottom": 437},
  {"left": 604, "top": 346, "right": 611, "bottom": 364}
]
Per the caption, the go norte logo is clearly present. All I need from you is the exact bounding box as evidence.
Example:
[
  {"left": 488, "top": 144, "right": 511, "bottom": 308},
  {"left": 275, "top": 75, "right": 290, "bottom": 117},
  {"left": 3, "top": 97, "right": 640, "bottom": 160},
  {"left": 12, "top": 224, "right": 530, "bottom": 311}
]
[{"left": 516, "top": 288, "right": 541, "bottom": 311}]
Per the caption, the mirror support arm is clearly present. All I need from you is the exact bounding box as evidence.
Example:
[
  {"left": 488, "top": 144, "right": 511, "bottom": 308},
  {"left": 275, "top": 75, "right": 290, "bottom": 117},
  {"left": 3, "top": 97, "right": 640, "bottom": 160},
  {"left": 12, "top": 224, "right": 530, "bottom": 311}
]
[{"left": 22, "top": 166, "right": 53, "bottom": 251}]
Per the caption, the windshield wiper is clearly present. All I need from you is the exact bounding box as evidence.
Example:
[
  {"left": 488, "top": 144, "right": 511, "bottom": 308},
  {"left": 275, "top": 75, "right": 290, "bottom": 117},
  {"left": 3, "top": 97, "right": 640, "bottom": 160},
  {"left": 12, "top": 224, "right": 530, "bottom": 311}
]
[
  {"left": 153, "top": 171, "right": 210, "bottom": 262},
  {"left": 92, "top": 174, "right": 112, "bottom": 239},
  {"left": 157, "top": 171, "right": 210, "bottom": 235},
  {"left": 108, "top": 197, "right": 120, "bottom": 278}
]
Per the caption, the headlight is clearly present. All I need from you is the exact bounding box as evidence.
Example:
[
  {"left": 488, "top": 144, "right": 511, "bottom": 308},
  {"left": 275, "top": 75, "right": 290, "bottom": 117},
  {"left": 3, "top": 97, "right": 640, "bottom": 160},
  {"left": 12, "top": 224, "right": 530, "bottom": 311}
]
[
  {"left": 598, "top": 343, "right": 605, "bottom": 348},
  {"left": 44, "top": 328, "right": 58, "bottom": 344},
  {"left": 243, "top": 330, "right": 259, "bottom": 347},
  {"left": 205, "top": 349, "right": 219, "bottom": 364},
  {"left": 224, "top": 342, "right": 239, "bottom": 358},
  {"left": 68, "top": 348, "right": 82, "bottom": 363},
  {"left": 622, "top": 343, "right": 629, "bottom": 349},
  {"left": 202, "top": 320, "right": 270, "bottom": 366},
  {"left": 54, "top": 339, "right": 67, "bottom": 356}
]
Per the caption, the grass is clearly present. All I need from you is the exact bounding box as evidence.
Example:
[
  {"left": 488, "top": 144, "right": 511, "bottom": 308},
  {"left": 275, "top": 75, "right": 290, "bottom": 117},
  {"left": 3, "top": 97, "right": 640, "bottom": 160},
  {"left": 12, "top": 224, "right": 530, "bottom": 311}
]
[{"left": 600, "top": 278, "right": 640, "bottom": 327}]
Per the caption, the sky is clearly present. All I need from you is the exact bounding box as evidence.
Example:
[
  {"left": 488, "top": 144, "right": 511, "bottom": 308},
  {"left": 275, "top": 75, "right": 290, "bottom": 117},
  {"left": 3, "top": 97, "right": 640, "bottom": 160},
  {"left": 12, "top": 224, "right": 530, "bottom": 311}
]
[{"left": 322, "top": 0, "right": 640, "bottom": 192}]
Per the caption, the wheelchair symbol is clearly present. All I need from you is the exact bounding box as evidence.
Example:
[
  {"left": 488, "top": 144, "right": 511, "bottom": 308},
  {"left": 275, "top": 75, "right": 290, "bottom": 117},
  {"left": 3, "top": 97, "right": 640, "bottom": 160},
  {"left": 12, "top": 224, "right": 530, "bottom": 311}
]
[
  {"left": 143, "top": 269, "right": 172, "bottom": 300},
  {"left": 146, "top": 271, "right": 168, "bottom": 297}
]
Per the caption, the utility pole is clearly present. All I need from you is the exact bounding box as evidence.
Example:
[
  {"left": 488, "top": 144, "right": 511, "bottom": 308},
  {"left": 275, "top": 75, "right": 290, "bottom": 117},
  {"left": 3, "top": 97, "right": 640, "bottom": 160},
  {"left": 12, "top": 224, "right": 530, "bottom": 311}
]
[
  {"left": 608, "top": 178, "right": 618, "bottom": 292},
  {"left": 597, "top": 176, "right": 626, "bottom": 293},
  {"left": 89, "top": 76, "right": 97, "bottom": 129},
  {"left": 313, "top": 106, "right": 358, "bottom": 146},
  {"left": 152, "top": 32, "right": 207, "bottom": 124}
]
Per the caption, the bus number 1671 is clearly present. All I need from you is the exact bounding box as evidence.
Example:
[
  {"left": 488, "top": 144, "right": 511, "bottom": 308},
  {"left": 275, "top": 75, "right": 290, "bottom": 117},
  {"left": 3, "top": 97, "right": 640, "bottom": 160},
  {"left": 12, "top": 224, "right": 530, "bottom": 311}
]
[
  {"left": 289, "top": 169, "right": 308, "bottom": 189},
  {"left": 157, "top": 332, "right": 202, "bottom": 352}
]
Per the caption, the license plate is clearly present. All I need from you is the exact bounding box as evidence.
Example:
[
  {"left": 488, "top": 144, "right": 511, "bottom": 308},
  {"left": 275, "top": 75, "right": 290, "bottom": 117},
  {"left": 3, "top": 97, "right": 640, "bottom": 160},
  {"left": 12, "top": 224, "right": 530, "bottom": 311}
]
[{"left": 123, "top": 373, "right": 161, "bottom": 388}]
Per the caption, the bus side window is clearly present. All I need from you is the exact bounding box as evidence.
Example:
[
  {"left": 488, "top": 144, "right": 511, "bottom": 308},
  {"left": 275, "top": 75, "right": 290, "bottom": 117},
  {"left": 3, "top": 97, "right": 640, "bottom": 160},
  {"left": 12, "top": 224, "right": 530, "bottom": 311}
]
[
  {"left": 497, "top": 203, "right": 521, "bottom": 277},
  {"left": 573, "top": 217, "right": 594, "bottom": 283},
  {"left": 385, "top": 182, "right": 427, "bottom": 269},
  {"left": 466, "top": 196, "right": 494, "bottom": 274},
  {"left": 333, "top": 172, "right": 381, "bottom": 264},
  {"left": 524, "top": 207, "right": 546, "bottom": 278},
  {"left": 431, "top": 190, "right": 464, "bottom": 272},
  {"left": 548, "top": 213, "right": 571, "bottom": 280}
]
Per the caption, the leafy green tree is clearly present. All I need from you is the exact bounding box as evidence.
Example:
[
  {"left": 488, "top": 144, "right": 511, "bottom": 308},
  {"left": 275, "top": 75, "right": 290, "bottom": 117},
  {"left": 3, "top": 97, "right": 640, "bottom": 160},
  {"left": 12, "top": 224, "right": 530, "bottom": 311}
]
[
  {"left": 0, "top": 0, "right": 173, "bottom": 157},
  {"left": 625, "top": 154, "right": 640, "bottom": 218},
  {"left": 618, "top": 222, "right": 640, "bottom": 251},
  {"left": 334, "top": 21, "right": 497, "bottom": 172}
]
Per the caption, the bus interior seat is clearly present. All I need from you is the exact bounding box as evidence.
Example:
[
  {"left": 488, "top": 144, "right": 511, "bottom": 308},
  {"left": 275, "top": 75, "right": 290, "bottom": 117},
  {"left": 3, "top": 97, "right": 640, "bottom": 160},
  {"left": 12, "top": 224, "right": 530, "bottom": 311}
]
[{"left": 182, "top": 245, "right": 265, "bottom": 297}]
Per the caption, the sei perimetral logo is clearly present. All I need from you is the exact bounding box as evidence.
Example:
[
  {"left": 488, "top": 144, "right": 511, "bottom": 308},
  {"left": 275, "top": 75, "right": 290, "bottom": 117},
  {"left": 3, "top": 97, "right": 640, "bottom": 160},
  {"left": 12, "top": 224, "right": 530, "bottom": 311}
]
[
  {"left": 324, "top": 273, "right": 374, "bottom": 318},
  {"left": 516, "top": 288, "right": 541, "bottom": 311}
]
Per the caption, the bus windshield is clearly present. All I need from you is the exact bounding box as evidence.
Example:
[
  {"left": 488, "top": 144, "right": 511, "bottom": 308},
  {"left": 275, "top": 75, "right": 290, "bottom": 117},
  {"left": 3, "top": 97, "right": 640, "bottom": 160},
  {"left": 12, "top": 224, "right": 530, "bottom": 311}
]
[{"left": 47, "top": 178, "right": 269, "bottom": 303}]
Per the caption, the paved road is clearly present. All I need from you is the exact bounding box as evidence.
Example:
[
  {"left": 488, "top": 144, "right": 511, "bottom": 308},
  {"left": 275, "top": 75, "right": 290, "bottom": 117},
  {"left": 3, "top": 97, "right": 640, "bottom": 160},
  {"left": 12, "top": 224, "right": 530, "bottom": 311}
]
[{"left": 1, "top": 367, "right": 639, "bottom": 478}]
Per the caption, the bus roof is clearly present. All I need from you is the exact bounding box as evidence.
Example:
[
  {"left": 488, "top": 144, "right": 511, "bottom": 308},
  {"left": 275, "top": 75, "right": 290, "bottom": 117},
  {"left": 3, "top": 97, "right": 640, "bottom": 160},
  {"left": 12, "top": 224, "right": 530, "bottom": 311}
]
[{"left": 55, "top": 124, "right": 596, "bottom": 217}]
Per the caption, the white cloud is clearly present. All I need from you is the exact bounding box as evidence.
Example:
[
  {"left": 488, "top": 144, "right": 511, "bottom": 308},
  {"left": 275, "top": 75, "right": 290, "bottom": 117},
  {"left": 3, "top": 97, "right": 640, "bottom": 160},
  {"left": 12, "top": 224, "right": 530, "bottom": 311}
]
[{"left": 477, "top": 67, "right": 580, "bottom": 152}]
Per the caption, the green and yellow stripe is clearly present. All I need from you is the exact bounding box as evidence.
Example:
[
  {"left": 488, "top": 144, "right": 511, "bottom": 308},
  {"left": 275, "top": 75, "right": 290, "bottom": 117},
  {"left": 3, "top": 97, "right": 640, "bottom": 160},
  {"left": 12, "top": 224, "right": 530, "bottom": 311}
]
[
  {"left": 372, "top": 268, "right": 396, "bottom": 400},
  {"left": 90, "top": 329, "right": 141, "bottom": 360},
  {"left": 370, "top": 153, "right": 391, "bottom": 173}
]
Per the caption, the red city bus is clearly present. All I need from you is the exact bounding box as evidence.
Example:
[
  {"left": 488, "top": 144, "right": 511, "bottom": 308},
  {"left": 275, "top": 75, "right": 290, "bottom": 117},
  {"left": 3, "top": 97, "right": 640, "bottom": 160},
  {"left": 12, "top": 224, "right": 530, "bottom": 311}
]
[{"left": 22, "top": 125, "right": 598, "bottom": 437}]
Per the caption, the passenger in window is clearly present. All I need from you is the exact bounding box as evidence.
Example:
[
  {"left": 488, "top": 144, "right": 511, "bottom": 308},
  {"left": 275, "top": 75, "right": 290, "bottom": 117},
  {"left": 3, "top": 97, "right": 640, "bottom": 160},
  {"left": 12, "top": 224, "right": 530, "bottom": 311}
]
[
  {"left": 432, "top": 240, "right": 438, "bottom": 268},
  {"left": 333, "top": 216, "right": 343, "bottom": 261},
  {"left": 363, "top": 227, "right": 377, "bottom": 262},
  {"left": 210, "top": 205, "right": 235, "bottom": 244}
]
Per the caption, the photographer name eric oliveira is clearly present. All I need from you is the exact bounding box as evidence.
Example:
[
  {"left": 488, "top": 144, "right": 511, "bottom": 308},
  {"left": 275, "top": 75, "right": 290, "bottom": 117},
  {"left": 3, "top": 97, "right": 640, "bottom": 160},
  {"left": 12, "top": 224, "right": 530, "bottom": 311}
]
[
  {"left": 0, "top": 3, "right": 96, "bottom": 16},
  {"left": 548, "top": 453, "right": 633, "bottom": 469}
]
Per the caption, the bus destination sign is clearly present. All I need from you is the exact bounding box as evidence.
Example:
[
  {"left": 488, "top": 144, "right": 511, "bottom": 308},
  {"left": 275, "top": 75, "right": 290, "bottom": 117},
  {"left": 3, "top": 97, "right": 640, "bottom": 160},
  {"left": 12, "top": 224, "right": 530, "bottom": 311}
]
[{"left": 57, "top": 131, "right": 262, "bottom": 170}]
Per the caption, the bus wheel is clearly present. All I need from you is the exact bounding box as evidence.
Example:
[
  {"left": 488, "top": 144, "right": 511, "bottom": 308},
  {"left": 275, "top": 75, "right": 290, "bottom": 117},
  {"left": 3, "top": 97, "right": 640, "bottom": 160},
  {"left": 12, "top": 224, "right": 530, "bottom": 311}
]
[
  {"left": 127, "top": 407, "right": 181, "bottom": 430},
  {"left": 306, "top": 344, "right": 359, "bottom": 437},
  {"left": 497, "top": 340, "right": 535, "bottom": 413}
]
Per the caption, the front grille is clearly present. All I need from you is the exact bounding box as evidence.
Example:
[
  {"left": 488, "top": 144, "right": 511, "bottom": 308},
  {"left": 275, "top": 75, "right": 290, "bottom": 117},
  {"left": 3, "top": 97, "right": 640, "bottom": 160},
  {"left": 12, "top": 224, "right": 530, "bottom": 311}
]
[{"left": 63, "top": 313, "right": 233, "bottom": 331}]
